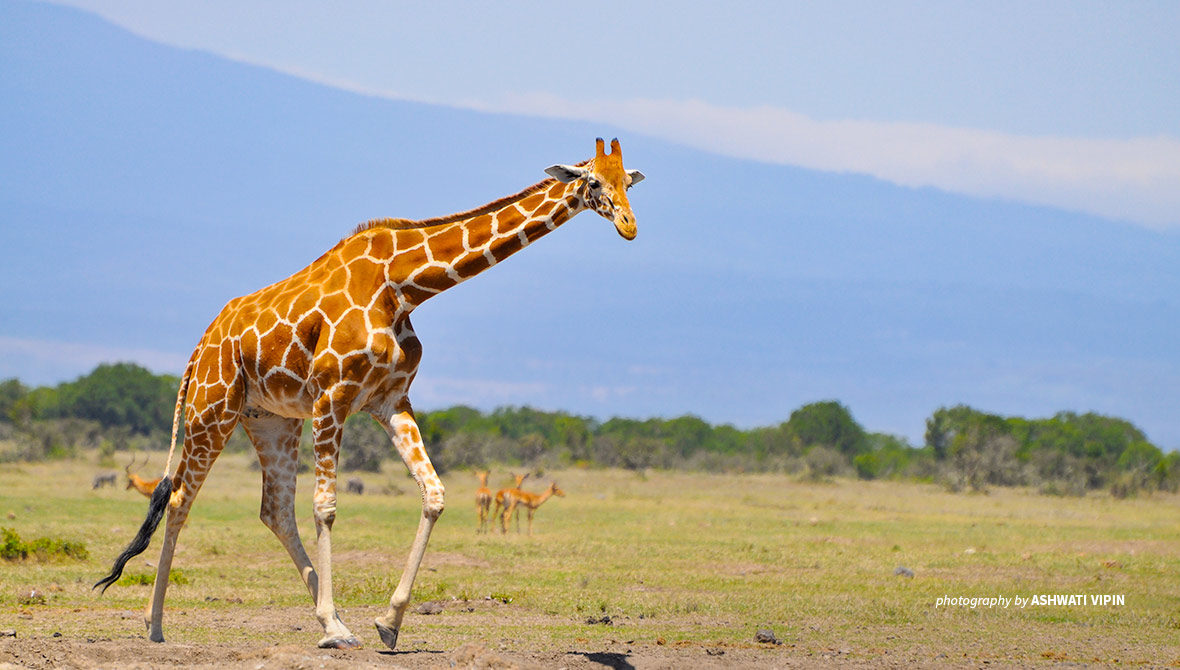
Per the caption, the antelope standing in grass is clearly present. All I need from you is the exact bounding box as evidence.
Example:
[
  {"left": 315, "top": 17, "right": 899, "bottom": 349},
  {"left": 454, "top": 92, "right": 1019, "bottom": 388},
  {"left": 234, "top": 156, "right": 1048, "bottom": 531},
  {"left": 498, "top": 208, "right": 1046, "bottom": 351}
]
[
  {"left": 124, "top": 455, "right": 162, "bottom": 498},
  {"left": 93, "top": 139, "right": 644, "bottom": 650},
  {"left": 502, "top": 481, "right": 564, "bottom": 536},
  {"left": 491, "top": 472, "right": 529, "bottom": 532},
  {"left": 474, "top": 471, "right": 492, "bottom": 533}
]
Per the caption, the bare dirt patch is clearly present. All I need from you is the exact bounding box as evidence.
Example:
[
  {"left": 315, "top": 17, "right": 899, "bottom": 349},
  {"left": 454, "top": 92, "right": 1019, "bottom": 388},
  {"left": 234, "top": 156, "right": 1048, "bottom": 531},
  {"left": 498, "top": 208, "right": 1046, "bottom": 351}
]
[
  {"left": 0, "top": 635, "right": 988, "bottom": 670},
  {"left": 0, "top": 603, "right": 1128, "bottom": 669}
]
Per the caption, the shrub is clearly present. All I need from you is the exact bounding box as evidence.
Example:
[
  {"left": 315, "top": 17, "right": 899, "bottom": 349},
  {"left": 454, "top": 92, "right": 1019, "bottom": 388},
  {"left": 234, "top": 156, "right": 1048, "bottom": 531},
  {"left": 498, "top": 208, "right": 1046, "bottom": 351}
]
[
  {"left": 0, "top": 527, "right": 88, "bottom": 561},
  {"left": 341, "top": 415, "right": 391, "bottom": 472},
  {"left": 803, "top": 446, "right": 849, "bottom": 481}
]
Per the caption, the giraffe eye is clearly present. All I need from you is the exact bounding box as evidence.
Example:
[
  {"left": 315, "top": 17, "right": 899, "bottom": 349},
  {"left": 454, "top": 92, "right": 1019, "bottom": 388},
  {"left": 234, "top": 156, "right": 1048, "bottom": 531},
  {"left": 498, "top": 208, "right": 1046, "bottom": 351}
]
[{"left": 587, "top": 178, "right": 601, "bottom": 191}]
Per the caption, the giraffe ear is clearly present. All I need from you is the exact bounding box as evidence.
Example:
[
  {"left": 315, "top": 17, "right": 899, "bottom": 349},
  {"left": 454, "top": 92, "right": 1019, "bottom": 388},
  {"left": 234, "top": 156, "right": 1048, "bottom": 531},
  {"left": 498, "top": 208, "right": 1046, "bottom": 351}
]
[
  {"left": 627, "top": 170, "right": 646, "bottom": 186},
  {"left": 545, "top": 164, "right": 588, "bottom": 183}
]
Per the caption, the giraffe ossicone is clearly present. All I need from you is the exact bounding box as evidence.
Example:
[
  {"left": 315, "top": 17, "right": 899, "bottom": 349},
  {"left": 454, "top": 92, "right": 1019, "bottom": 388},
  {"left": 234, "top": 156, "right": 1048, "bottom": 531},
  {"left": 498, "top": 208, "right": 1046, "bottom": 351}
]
[{"left": 94, "top": 139, "right": 645, "bottom": 650}]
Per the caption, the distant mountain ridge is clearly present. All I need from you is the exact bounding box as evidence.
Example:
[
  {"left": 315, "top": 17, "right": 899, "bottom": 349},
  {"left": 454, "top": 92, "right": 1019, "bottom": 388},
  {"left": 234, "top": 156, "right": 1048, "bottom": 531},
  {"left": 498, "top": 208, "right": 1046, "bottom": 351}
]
[{"left": 2, "top": 0, "right": 1177, "bottom": 447}]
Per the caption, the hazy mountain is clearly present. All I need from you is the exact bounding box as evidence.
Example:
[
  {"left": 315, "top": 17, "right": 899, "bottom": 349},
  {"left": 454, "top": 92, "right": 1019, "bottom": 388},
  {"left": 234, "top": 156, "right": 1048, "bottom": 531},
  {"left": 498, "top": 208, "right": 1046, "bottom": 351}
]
[{"left": 2, "top": 0, "right": 1177, "bottom": 446}]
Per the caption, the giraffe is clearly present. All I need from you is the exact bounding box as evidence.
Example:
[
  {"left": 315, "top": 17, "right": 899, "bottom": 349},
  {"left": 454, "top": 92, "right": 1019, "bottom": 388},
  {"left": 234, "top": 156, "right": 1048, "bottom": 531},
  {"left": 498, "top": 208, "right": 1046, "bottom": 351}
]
[
  {"left": 474, "top": 471, "right": 492, "bottom": 533},
  {"left": 94, "top": 138, "right": 644, "bottom": 650},
  {"left": 502, "top": 481, "right": 565, "bottom": 536}
]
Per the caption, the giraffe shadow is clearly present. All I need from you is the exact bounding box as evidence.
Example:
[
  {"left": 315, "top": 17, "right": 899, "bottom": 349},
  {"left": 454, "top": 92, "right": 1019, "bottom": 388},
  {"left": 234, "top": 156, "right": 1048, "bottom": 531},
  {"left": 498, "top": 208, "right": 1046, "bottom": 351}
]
[
  {"left": 566, "top": 651, "right": 636, "bottom": 670},
  {"left": 375, "top": 649, "right": 446, "bottom": 658}
]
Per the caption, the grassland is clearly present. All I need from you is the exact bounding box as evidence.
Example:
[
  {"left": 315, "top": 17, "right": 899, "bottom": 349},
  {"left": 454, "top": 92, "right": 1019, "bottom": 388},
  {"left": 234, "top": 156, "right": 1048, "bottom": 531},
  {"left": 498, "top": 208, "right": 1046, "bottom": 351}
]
[{"left": 1, "top": 451, "right": 1179, "bottom": 668}]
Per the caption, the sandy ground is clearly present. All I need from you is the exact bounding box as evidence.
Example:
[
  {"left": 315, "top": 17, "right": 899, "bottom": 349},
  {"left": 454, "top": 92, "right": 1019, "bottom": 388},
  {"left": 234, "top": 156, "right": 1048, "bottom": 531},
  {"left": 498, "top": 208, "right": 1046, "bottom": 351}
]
[
  {"left": 0, "top": 637, "right": 1019, "bottom": 670},
  {"left": 0, "top": 604, "right": 1018, "bottom": 670}
]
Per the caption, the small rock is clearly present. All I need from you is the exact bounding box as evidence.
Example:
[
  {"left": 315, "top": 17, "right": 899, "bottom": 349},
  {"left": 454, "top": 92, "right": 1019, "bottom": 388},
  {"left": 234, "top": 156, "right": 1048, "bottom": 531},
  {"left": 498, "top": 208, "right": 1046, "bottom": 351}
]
[
  {"left": 0, "top": 630, "right": 15, "bottom": 638},
  {"left": 754, "top": 629, "right": 781, "bottom": 645},
  {"left": 6, "top": 512, "right": 14, "bottom": 520},
  {"left": 52, "top": 632, "right": 61, "bottom": 638},
  {"left": 585, "top": 615, "right": 613, "bottom": 625},
  {"left": 414, "top": 600, "right": 444, "bottom": 615},
  {"left": 706, "top": 648, "right": 725, "bottom": 656},
  {"left": 894, "top": 566, "right": 915, "bottom": 578},
  {"left": 964, "top": 547, "right": 976, "bottom": 555}
]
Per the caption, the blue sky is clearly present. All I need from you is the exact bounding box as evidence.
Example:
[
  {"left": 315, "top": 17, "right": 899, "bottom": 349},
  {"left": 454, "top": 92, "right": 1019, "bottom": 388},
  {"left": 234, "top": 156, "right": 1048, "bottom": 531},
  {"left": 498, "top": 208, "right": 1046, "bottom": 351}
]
[
  {"left": 46, "top": 0, "right": 1180, "bottom": 228},
  {"left": 4, "top": 1, "right": 1178, "bottom": 445}
]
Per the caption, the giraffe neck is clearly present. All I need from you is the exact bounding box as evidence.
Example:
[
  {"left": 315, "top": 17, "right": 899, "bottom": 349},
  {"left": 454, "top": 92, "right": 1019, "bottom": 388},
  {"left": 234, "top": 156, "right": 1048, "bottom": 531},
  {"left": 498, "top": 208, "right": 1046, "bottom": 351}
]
[{"left": 386, "top": 180, "right": 584, "bottom": 307}]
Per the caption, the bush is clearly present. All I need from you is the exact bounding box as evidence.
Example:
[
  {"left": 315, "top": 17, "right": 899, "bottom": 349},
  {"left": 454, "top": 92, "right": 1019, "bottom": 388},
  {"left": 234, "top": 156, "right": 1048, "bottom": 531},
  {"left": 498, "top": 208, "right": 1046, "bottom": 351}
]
[
  {"left": 44, "top": 363, "right": 178, "bottom": 435},
  {"left": 854, "top": 433, "right": 918, "bottom": 480},
  {"left": 803, "top": 446, "right": 850, "bottom": 481},
  {"left": 429, "top": 431, "right": 496, "bottom": 474},
  {"left": 4, "top": 418, "right": 105, "bottom": 461},
  {"left": 0, "top": 527, "right": 88, "bottom": 562},
  {"left": 786, "top": 401, "right": 868, "bottom": 458},
  {"left": 341, "top": 415, "right": 391, "bottom": 472},
  {"left": 948, "top": 433, "right": 1022, "bottom": 492},
  {"left": 0, "top": 379, "right": 28, "bottom": 423}
]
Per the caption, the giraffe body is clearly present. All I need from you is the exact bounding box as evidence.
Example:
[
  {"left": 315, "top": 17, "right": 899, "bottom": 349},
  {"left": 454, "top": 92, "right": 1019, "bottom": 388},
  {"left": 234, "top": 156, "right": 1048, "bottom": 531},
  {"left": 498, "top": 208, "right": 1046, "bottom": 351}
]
[{"left": 95, "top": 139, "right": 643, "bottom": 650}]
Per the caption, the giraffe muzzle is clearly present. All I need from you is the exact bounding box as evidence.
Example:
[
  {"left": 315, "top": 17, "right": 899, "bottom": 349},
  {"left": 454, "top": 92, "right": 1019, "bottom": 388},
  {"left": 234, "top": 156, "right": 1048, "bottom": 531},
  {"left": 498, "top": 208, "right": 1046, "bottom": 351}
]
[{"left": 615, "top": 212, "right": 637, "bottom": 240}]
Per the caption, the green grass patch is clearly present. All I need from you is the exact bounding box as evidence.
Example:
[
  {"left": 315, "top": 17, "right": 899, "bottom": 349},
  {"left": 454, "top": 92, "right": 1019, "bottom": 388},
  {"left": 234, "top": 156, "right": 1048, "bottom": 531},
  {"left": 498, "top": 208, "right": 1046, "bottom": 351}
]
[
  {"left": 1, "top": 451, "right": 1179, "bottom": 662},
  {"left": 0, "top": 526, "right": 89, "bottom": 561},
  {"left": 117, "top": 568, "right": 190, "bottom": 586}
]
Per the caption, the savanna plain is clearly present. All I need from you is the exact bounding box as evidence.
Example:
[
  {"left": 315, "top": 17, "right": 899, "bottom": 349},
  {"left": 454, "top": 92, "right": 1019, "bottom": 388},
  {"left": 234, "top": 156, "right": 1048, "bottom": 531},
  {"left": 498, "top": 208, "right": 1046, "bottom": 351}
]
[{"left": 1, "top": 453, "right": 1178, "bottom": 669}]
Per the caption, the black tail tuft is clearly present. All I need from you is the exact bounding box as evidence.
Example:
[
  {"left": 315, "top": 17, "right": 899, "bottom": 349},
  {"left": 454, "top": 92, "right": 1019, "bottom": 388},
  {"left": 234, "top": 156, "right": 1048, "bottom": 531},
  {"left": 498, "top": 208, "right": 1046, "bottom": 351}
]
[{"left": 93, "top": 476, "right": 173, "bottom": 594}]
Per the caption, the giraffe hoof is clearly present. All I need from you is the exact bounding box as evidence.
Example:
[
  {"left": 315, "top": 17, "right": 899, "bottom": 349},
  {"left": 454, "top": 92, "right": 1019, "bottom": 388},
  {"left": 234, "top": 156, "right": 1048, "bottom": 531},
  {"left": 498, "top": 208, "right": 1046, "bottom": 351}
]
[
  {"left": 375, "top": 622, "right": 399, "bottom": 650},
  {"left": 318, "top": 636, "right": 362, "bottom": 650}
]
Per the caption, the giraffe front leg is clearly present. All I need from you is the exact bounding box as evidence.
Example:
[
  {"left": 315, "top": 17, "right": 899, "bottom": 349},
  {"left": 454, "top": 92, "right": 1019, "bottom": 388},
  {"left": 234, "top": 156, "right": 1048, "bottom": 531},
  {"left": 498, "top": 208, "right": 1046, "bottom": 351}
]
[
  {"left": 373, "top": 406, "right": 445, "bottom": 650},
  {"left": 310, "top": 401, "right": 361, "bottom": 650}
]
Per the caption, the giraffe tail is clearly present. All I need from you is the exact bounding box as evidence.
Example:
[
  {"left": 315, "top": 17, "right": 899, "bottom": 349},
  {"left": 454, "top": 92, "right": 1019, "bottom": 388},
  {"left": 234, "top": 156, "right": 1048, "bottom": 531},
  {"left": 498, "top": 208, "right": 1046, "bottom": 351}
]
[
  {"left": 163, "top": 343, "right": 199, "bottom": 476},
  {"left": 92, "top": 475, "right": 172, "bottom": 593},
  {"left": 93, "top": 344, "right": 197, "bottom": 594}
]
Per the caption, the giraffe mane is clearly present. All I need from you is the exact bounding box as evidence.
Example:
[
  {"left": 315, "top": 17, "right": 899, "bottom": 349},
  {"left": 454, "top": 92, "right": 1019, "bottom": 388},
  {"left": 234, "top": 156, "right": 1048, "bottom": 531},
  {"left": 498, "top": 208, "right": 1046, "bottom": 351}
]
[{"left": 350, "top": 159, "right": 593, "bottom": 237}]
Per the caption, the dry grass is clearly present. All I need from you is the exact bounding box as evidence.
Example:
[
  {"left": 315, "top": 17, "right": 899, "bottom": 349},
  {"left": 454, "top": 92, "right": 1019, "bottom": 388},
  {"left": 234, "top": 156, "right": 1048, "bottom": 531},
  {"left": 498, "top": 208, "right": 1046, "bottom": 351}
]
[{"left": 1, "top": 452, "right": 1179, "bottom": 666}]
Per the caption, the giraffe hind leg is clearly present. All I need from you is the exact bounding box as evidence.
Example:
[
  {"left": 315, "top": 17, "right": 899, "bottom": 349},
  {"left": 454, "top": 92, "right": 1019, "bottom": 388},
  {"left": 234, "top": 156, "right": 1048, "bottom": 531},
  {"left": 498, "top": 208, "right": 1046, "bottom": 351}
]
[
  {"left": 242, "top": 412, "right": 320, "bottom": 604},
  {"left": 145, "top": 399, "right": 240, "bottom": 642}
]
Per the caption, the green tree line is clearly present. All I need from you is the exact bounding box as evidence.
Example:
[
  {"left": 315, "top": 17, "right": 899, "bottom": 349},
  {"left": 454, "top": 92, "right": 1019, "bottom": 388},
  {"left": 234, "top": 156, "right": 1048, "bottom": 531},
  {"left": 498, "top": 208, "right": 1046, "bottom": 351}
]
[{"left": 2, "top": 364, "right": 1175, "bottom": 497}]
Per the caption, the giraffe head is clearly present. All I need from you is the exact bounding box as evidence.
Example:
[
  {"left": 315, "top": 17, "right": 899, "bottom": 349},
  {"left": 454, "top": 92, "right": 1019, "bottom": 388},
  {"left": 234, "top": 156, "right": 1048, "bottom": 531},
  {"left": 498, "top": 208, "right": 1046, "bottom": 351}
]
[{"left": 545, "top": 138, "right": 645, "bottom": 240}]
